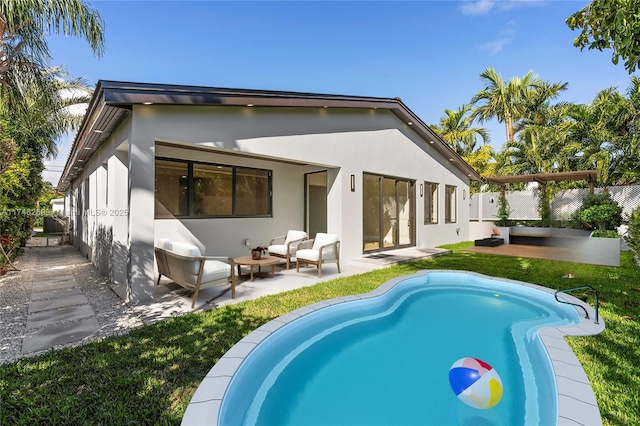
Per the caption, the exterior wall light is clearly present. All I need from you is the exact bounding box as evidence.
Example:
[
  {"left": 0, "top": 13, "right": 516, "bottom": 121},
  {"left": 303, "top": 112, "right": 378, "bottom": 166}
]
[{"left": 350, "top": 174, "right": 356, "bottom": 192}]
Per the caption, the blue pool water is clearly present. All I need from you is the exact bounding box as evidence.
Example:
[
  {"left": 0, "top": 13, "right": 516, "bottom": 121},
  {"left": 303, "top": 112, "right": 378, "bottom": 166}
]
[{"left": 219, "top": 272, "right": 580, "bottom": 425}]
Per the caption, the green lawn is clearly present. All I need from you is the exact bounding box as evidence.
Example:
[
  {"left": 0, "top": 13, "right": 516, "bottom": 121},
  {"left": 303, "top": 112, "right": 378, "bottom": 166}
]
[{"left": 1, "top": 243, "right": 639, "bottom": 425}]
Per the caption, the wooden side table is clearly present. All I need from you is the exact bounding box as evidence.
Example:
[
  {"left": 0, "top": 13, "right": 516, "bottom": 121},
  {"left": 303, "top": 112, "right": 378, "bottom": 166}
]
[{"left": 233, "top": 255, "right": 281, "bottom": 282}]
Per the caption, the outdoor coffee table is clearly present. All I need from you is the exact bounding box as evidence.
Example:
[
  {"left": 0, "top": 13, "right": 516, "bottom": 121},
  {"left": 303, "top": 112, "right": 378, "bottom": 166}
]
[{"left": 233, "top": 255, "right": 281, "bottom": 282}]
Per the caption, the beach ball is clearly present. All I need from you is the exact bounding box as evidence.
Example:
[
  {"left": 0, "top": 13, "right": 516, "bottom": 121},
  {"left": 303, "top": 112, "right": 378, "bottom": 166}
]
[{"left": 449, "top": 357, "right": 503, "bottom": 409}]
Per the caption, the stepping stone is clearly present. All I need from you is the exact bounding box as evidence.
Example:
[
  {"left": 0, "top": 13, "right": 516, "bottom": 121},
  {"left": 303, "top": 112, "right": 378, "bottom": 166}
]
[
  {"left": 31, "top": 279, "right": 78, "bottom": 292},
  {"left": 33, "top": 274, "right": 75, "bottom": 281},
  {"left": 33, "top": 272, "right": 75, "bottom": 279},
  {"left": 21, "top": 317, "right": 100, "bottom": 353},
  {"left": 31, "top": 287, "right": 83, "bottom": 302},
  {"left": 26, "top": 305, "right": 94, "bottom": 329},
  {"left": 28, "top": 294, "right": 88, "bottom": 314}
]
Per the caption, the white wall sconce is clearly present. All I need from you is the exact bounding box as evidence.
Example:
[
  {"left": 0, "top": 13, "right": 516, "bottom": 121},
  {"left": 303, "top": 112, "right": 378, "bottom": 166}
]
[
  {"left": 420, "top": 184, "right": 423, "bottom": 197},
  {"left": 350, "top": 174, "right": 356, "bottom": 192},
  {"left": 463, "top": 189, "right": 467, "bottom": 200}
]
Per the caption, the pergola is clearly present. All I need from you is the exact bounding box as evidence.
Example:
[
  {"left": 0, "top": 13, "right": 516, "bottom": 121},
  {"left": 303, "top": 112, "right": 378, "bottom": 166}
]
[
  {"left": 485, "top": 170, "right": 598, "bottom": 194},
  {"left": 480, "top": 170, "right": 599, "bottom": 224}
]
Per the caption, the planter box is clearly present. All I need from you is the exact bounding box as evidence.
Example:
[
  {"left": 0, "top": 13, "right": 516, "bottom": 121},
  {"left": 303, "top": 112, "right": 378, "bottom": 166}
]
[{"left": 505, "top": 226, "right": 620, "bottom": 267}]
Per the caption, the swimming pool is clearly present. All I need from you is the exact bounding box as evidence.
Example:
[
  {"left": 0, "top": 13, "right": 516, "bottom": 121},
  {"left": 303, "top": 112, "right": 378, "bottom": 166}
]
[{"left": 182, "top": 270, "right": 604, "bottom": 426}]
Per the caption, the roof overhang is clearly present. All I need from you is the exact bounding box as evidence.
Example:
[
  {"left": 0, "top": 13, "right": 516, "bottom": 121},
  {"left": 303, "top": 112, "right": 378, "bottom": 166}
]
[
  {"left": 485, "top": 170, "right": 598, "bottom": 185},
  {"left": 57, "top": 80, "right": 482, "bottom": 191}
]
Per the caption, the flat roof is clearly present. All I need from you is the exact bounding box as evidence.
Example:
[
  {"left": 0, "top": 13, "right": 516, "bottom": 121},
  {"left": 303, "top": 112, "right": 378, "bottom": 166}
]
[{"left": 57, "top": 81, "right": 482, "bottom": 190}]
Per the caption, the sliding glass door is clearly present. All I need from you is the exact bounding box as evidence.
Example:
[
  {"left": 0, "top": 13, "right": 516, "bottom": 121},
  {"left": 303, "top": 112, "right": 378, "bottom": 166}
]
[{"left": 363, "top": 173, "right": 415, "bottom": 252}]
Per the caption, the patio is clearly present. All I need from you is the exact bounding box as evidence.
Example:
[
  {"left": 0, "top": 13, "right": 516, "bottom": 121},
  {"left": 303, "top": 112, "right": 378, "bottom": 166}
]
[
  {"left": 465, "top": 243, "right": 581, "bottom": 263},
  {"left": 144, "top": 246, "right": 450, "bottom": 323}
]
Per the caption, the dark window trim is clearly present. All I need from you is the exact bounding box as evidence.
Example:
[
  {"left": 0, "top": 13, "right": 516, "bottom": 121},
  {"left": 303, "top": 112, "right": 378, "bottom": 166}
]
[
  {"left": 424, "top": 181, "right": 438, "bottom": 225},
  {"left": 155, "top": 157, "right": 273, "bottom": 219},
  {"left": 445, "top": 184, "right": 457, "bottom": 224}
]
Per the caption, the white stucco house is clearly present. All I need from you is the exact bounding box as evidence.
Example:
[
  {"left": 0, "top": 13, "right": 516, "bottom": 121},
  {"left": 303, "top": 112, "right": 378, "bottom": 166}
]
[{"left": 57, "top": 81, "right": 481, "bottom": 304}]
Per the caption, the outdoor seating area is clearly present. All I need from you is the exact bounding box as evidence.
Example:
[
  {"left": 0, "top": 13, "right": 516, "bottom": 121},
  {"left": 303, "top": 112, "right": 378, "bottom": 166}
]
[
  {"left": 233, "top": 255, "right": 280, "bottom": 282},
  {"left": 267, "top": 230, "right": 308, "bottom": 269},
  {"left": 296, "top": 232, "right": 341, "bottom": 278},
  {"left": 154, "top": 239, "right": 235, "bottom": 309}
]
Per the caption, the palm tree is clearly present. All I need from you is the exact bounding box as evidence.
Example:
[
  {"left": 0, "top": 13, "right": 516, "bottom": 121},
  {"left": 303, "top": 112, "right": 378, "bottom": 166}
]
[
  {"left": 0, "top": 1, "right": 103, "bottom": 248},
  {"left": 6, "top": 67, "right": 92, "bottom": 160},
  {"left": 0, "top": 0, "right": 104, "bottom": 113},
  {"left": 472, "top": 68, "right": 569, "bottom": 146},
  {"left": 520, "top": 80, "right": 570, "bottom": 127},
  {"left": 431, "top": 104, "right": 490, "bottom": 156},
  {"left": 471, "top": 68, "right": 544, "bottom": 144}
]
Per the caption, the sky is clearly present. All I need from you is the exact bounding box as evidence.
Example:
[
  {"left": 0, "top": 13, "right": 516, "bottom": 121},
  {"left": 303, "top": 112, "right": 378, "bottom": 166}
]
[{"left": 43, "top": 0, "right": 635, "bottom": 185}]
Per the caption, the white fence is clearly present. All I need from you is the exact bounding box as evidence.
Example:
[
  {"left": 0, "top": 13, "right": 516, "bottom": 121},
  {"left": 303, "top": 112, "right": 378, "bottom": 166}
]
[{"left": 470, "top": 185, "right": 640, "bottom": 221}]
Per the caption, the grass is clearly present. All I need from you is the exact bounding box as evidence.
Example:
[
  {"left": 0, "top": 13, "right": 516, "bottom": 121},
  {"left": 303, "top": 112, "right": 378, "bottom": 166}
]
[{"left": 1, "top": 243, "right": 639, "bottom": 425}]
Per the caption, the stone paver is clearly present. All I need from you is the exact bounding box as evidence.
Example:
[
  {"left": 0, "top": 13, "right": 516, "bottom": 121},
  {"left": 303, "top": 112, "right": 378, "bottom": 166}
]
[
  {"left": 26, "top": 305, "right": 95, "bottom": 329},
  {"left": 31, "top": 279, "right": 78, "bottom": 292},
  {"left": 1, "top": 245, "right": 142, "bottom": 365},
  {"left": 28, "top": 294, "right": 89, "bottom": 314},
  {"left": 21, "top": 317, "right": 100, "bottom": 353},
  {"left": 30, "top": 287, "right": 84, "bottom": 302}
]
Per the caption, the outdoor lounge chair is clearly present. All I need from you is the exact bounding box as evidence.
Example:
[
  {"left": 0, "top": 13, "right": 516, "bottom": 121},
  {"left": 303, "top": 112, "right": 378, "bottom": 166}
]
[
  {"left": 154, "top": 240, "right": 235, "bottom": 308},
  {"left": 268, "top": 230, "right": 308, "bottom": 269},
  {"left": 296, "top": 233, "right": 340, "bottom": 278}
]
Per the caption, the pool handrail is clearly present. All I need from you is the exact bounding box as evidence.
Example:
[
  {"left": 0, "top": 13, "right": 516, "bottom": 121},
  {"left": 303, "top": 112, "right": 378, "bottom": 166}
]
[{"left": 555, "top": 285, "right": 599, "bottom": 324}]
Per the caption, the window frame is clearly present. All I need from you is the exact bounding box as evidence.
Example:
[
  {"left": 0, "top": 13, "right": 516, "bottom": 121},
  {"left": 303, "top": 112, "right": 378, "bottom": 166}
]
[
  {"left": 423, "top": 181, "right": 438, "bottom": 225},
  {"left": 445, "top": 184, "right": 456, "bottom": 224},
  {"left": 155, "top": 157, "right": 273, "bottom": 219}
]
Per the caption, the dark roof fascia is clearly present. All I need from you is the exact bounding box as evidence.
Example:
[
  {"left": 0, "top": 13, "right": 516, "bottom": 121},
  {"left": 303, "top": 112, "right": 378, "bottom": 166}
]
[
  {"left": 100, "top": 80, "right": 400, "bottom": 109},
  {"left": 485, "top": 170, "right": 598, "bottom": 185},
  {"left": 58, "top": 81, "right": 482, "bottom": 190}
]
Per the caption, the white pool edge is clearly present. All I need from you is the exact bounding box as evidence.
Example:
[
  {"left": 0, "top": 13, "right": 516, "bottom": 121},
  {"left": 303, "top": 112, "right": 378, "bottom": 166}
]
[{"left": 181, "top": 270, "right": 605, "bottom": 426}]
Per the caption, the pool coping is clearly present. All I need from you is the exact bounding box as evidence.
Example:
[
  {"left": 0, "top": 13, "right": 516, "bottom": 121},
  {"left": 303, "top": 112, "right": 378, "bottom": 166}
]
[{"left": 181, "top": 270, "right": 605, "bottom": 426}]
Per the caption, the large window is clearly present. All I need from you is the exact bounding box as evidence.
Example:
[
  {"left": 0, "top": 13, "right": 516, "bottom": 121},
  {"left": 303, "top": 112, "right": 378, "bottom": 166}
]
[
  {"left": 193, "top": 163, "right": 232, "bottom": 216},
  {"left": 155, "top": 158, "right": 272, "bottom": 218},
  {"left": 445, "top": 185, "right": 456, "bottom": 223},
  {"left": 155, "top": 160, "right": 189, "bottom": 216},
  {"left": 424, "top": 182, "right": 438, "bottom": 224}
]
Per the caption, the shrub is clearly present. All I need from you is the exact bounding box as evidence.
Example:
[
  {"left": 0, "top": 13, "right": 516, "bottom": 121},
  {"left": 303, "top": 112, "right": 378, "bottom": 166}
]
[
  {"left": 581, "top": 204, "right": 623, "bottom": 231},
  {"left": 496, "top": 191, "right": 511, "bottom": 226},
  {"left": 625, "top": 206, "right": 640, "bottom": 256},
  {"left": 571, "top": 192, "right": 623, "bottom": 230},
  {"left": 590, "top": 230, "right": 619, "bottom": 238}
]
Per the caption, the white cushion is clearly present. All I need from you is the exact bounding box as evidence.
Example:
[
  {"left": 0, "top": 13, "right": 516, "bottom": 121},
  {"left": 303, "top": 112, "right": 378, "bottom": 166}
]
[
  {"left": 284, "top": 230, "right": 307, "bottom": 245},
  {"left": 170, "top": 242, "right": 202, "bottom": 257},
  {"left": 170, "top": 242, "right": 202, "bottom": 275},
  {"left": 157, "top": 238, "right": 173, "bottom": 250},
  {"left": 201, "top": 260, "right": 231, "bottom": 284},
  {"left": 268, "top": 245, "right": 288, "bottom": 256},
  {"left": 312, "top": 233, "right": 338, "bottom": 250},
  {"left": 298, "top": 233, "right": 339, "bottom": 262},
  {"left": 296, "top": 249, "right": 320, "bottom": 262}
]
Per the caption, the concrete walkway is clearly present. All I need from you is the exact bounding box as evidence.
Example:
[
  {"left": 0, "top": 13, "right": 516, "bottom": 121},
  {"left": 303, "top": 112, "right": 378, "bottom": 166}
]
[
  {"left": 1, "top": 244, "right": 142, "bottom": 365},
  {"left": 1, "top": 243, "right": 448, "bottom": 364},
  {"left": 22, "top": 251, "right": 100, "bottom": 353}
]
